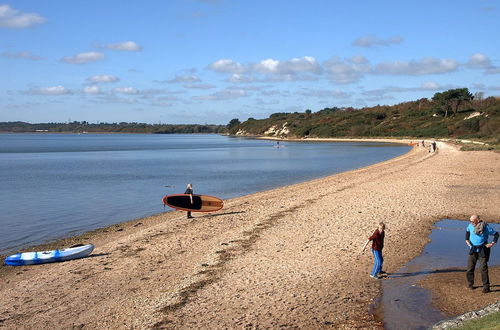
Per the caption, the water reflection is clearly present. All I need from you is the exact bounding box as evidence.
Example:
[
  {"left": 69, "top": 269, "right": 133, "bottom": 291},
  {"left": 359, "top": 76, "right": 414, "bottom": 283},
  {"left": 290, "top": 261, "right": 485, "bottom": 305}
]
[{"left": 374, "top": 219, "right": 500, "bottom": 329}]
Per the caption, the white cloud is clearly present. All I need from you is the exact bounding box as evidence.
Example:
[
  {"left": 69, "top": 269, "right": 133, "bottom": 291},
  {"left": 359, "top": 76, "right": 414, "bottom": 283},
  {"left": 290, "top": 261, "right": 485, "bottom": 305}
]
[
  {"left": 193, "top": 89, "right": 247, "bottom": 101},
  {"left": 114, "top": 87, "right": 138, "bottom": 94},
  {"left": 24, "top": 86, "right": 71, "bottom": 95},
  {"left": 209, "top": 56, "right": 321, "bottom": 82},
  {"left": 473, "top": 83, "right": 500, "bottom": 91},
  {"left": 467, "top": 53, "right": 491, "bottom": 68},
  {"left": 86, "top": 74, "right": 119, "bottom": 83},
  {"left": 374, "top": 57, "right": 459, "bottom": 75},
  {"left": 98, "top": 95, "right": 138, "bottom": 104},
  {"left": 254, "top": 56, "right": 321, "bottom": 75},
  {"left": 227, "top": 85, "right": 262, "bottom": 91},
  {"left": 421, "top": 81, "right": 441, "bottom": 90},
  {"left": 146, "top": 89, "right": 186, "bottom": 96},
  {"left": 5, "top": 103, "right": 21, "bottom": 109},
  {"left": 61, "top": 52, "right": 105, "bottom": 64},
  {"left": 183, "top": 84, "right": 215, "bottom": 89},
  {"left": 107, "top": 41, "right": 142, "bottom": 51},
  {"left": 297, "top": 88, "right": 351, "bottom": 99},
  {"left": 355, "top": 95, "right": 397, "bottom": 105},
  {"left": 254, "top": 98, "right": 280, "bottom": 106},
  {"left": 260, "top": 89, "right": 288, "bottom": 97},
  {"left": 6, "top": 101, "right": 41, "bottom": 109},
  {"left": 486, "top": 67, "right": 500, "bottom": 74},
  {"left": 206, "top": 53, "right": 496, "bottom": 87},
  {"left": 324, "top": 55, "right": 371, "bottom": 84},
  {"left": 353, "top": 35, "right": 403, "bottom": 47},
  {"left": 227, "top": 73, "right": 255, "bottom": 83},
  {"left": 1, "top": 51, "right": 43, "bottom": 60},
  {"left": 163, "top": 75, "right": 201, "bottom": 83},
  {"left": 362, "top": 82, "right": 446, "bottom": 97},
  {"left": 263, "top": 73, "right": 320, "bottom": 82},
  {"left": 466, "top": 53, "right": 500, "bottom": 74},
  {"left": 150, "top": 100, "right": 173, "bottom": 108},
  {"left": 83, "top": 85, "right": 101, "bottom": 94},
  {"left": 140, "top": 89, "right": 168, "bottom": 96},
  {"left": 0, "top": 4, "right": 45, "bottom": 29},
  {"left": 208, "top": 59, "right": 246, "bottom": 74},
  {"left": 361, "top": 87, "right": 402, "bottom": 97},
  {"left": 285, "top": 56, "right": 322, "bottom": 74},
  {"left": 253, "top": 58, "right": 280, "bottom": 74}
]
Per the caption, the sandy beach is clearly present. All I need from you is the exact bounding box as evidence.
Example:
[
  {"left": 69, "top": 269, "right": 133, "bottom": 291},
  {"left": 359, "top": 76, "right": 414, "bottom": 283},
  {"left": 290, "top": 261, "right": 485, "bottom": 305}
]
[{"left": 0, "top": 140, "right": 499, "bottom": 329}]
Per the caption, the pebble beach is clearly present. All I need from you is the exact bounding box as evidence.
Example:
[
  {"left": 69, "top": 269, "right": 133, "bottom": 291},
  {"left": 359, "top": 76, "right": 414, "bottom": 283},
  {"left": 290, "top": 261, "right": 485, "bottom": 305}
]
[{"left": 0, "top": 140, "right": 499, "bottom": 329}]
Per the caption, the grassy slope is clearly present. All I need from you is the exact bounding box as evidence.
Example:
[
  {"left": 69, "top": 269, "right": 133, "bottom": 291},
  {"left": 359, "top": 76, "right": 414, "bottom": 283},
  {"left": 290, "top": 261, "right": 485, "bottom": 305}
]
[
  {"left": 455, "top": 311, "right": 500, "bottom": 330},
  {"left": 233, "top": 97, "right": 500, "bottom": 145}
]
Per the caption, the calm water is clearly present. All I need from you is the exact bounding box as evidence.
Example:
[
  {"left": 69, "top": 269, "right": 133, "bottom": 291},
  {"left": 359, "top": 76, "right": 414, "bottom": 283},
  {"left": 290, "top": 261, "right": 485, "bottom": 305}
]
[{"left": 0, "top": 133, "right": 410, "bottom": 254}]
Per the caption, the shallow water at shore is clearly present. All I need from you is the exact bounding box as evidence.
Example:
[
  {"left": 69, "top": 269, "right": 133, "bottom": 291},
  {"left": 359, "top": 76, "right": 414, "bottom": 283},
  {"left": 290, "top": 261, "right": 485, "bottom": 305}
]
[
  {"left": 374, "top": 219, "right": 500, "bottom": 329},
  {"left": 0, "top": 133, "right": 410, "bottom": 254}
]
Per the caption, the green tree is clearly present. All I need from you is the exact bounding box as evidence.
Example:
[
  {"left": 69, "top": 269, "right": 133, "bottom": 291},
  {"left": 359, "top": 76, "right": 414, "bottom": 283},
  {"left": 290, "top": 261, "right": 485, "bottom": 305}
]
[
  {"left": 432, "top": 88, "right": 473, "bottom": 117},
  {"left": 226, "top": 118, "right": 241, "bottom": 134},
  {"left": 449, "top": 88, "right": 474, "bottom": 114},
  {"left": 432, "top": 91, "right": 451, "bottom": 117}
]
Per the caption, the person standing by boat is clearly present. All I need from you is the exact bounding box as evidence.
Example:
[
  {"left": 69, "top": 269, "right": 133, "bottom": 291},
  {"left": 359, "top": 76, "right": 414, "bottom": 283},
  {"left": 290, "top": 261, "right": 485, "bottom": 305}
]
[
  {"left": 361, "top": 222, "right": 386, "bottom": 279},
  {"left": 466, "top": 214, "right": 498, "bottom": 293},
  {"left": 185, "top": 183, "right": 194, "bottom": 219}
]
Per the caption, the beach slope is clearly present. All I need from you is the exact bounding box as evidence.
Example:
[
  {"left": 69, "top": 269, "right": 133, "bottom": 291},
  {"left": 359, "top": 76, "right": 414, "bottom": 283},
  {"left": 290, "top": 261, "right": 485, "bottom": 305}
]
[{"left": 0, "top": 143, "right": 499, "bottom": 329}]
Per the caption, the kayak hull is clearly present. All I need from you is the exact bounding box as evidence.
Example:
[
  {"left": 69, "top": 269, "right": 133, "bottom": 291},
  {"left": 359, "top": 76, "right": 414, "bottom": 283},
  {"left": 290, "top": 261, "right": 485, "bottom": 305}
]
[{"left": 4, "top": 244, "right": 95, "bottom": 266}]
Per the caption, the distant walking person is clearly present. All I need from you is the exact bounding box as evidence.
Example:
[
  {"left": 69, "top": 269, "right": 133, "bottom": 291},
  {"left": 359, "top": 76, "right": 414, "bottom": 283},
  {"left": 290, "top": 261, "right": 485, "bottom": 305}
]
[
  {"left": 430, "top": 141, "right": 437, "bottom": 152},
  {"left": 185, "top": 183, "right": 194, "bottom": 219},
  {"left": 466, "top": 215, "right": 498, "bottom": 293},
  {"left": 362, "top": 222, "right": 386, "bottom": 279}
]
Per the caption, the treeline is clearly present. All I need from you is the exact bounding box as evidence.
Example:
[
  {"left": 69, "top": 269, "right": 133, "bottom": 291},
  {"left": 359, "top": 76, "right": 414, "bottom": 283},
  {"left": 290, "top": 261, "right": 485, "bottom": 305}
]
[
  {"left": 227, "top": 88, "right": 500, "bottom": 143},
  {"left": 0, "top": 121, "right": 226, "bottom": 134}
]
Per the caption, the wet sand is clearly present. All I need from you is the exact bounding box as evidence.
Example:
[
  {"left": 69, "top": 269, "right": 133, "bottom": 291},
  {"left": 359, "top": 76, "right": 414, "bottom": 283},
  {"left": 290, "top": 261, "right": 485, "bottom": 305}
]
[
  {"left": 420, "top": 265, "right": 500, "bottom": 317},
  {"left": 0, "top": 140, "right": 499, "bottom": 329}
]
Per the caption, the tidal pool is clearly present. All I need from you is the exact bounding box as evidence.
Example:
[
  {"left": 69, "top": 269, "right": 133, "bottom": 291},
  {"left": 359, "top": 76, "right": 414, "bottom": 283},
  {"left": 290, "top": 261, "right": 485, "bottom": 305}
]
[{"left": 372, "top": 219, "right": 500, "bottom": 329}]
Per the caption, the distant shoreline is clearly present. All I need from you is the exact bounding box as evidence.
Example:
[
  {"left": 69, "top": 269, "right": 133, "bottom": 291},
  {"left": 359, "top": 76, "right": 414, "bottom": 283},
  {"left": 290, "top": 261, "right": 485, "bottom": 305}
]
[{"left": 0, "top": 131, "right": 222, "bottom": 134}]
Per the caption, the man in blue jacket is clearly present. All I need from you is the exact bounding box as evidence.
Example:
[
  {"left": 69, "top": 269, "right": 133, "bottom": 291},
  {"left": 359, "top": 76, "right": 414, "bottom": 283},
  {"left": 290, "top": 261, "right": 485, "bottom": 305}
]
[{"left": 465, "top": 214, "right": 499, "bottom": 293}]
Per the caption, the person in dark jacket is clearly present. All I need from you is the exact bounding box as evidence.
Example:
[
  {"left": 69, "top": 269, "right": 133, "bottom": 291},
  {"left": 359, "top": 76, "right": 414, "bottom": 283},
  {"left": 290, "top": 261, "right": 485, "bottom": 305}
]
[
  {"left": 466, "top": 214, "right": 498, "bottom": 293},
  {"left": 362, "top": 222, "right": 386, "bottom": 279},
  {"left": 184, "top": 183, "right": 194, "bottom": 219}
]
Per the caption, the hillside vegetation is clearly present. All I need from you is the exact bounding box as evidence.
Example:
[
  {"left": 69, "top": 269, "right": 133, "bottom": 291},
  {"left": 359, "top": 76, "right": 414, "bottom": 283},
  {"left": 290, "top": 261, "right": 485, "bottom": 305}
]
[{"left": 227, "top": 89, "right": 500, "bottom": 145}]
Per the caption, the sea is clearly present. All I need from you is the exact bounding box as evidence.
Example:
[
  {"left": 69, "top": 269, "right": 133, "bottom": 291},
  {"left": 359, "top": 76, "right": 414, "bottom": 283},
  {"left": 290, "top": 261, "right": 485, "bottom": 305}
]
[{"left": 0, "top": 133, "right": 410, "bottom": 254}]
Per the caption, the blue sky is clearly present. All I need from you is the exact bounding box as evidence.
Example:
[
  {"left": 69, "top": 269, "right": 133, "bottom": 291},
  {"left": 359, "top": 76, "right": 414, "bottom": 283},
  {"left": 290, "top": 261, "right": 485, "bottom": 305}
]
[{"left": 1, "top": 0, "right": 499, "bottom": 124}]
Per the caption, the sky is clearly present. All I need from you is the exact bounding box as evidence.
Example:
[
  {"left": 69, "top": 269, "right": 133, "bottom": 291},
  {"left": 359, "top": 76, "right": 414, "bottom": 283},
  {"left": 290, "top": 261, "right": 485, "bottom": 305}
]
[{"left": 1, "top": 0, "right": 499, "bottom": 125}]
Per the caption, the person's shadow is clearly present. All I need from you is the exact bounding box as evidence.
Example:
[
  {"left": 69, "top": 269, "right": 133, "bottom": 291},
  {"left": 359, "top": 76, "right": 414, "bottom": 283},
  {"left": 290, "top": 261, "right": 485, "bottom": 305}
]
[
  {"left": 385, "top": 268, "right": 500, "bottom": 291},
  {"left": 203, "top": 211, "right": 246, "bottom": 218},
  {"left": 469, "top": 284, "right": 500, "bottom": 292},
  {"left": 387, "top": 268, "right": 465, "bottom": 278},
  {"left": 489, "top": 284, "right": 500, "bottom": 292}
]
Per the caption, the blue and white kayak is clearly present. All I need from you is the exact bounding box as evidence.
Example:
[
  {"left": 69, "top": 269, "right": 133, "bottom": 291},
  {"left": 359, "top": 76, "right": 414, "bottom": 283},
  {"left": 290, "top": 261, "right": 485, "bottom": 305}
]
[{"left": 4, "top": 244, "right": 94, "bottom": 266}]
